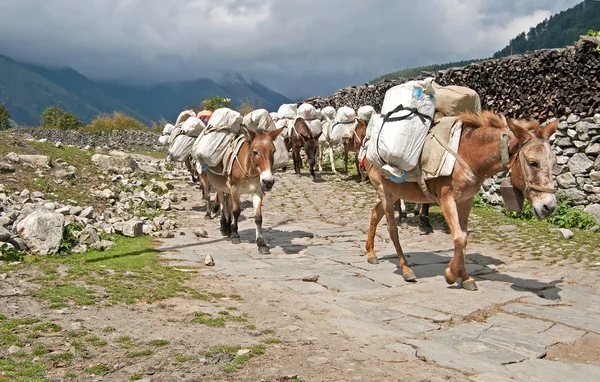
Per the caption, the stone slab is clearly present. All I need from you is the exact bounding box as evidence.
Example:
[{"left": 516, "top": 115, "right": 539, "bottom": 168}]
[
  {"left": 506, "top": 359, "right": 600, "bottom": 382},
  {"left": 502, "top": 303, "right": 600, "bottom": 334}
]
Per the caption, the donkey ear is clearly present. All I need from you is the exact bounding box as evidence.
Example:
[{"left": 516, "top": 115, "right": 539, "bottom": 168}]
[
  {"left": 507, "top": 118, "right": 535, "bottom": 144},
  {"left": 314, "top": 132, "right": 322, "bottom": 140},
  {"left": 248, "top": 129, "right": 257, "bottom": 141},
  {"left": 270, "top": 127, "right": 285, "bottom": 140},
  {"left": 539, "top": 119, "right": 558, "bottom": 140}
]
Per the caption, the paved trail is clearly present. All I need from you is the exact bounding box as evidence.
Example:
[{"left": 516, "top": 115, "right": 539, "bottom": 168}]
[{"left": 160, "top": 170, "right": 600, "bottom": 382}]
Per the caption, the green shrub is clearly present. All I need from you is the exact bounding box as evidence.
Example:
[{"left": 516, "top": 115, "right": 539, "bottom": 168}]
[
  {"left": 200, "top": 96, "right": 232, "bottom": 111},
  {"left": 0, "top": 103, "right": 11, "bottom": 131},
  {"left": 81, "top": 112, "right": 147, "bottom": 133},
  {"left": 40, "top": 106, "right": 84, "bottom": 130},
  {"left": 587, "top": 30, "right": 600, "bottom": 53}
]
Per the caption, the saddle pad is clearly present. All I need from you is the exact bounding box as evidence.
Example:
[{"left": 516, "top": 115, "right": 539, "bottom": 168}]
[
  {"left": 404, "top": 116, "right": 462, "bottom": 182},
  {"left": 207, "top": 135, "right": 246, "bottom": 177}
]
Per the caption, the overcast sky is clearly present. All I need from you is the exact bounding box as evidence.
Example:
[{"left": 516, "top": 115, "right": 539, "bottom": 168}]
[{"left": 0, "top": 0, "right": 583, "bottom": 98}]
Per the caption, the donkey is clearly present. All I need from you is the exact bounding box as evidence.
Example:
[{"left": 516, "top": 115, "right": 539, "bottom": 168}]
[
  {"left": 290, "top": 118, "right": 322, "bottom": 179},
  {"left": 364, "top": 111, "right": 558, "bottom": 291},
  {"left": 187, "top": 158, "right": 218, "bottom": 219},
  {"left": 207, "top": 128, "right": 284, "bottom": 254},
  {"left": 343, "top": 119, "right": 367, "bottom": 180}
]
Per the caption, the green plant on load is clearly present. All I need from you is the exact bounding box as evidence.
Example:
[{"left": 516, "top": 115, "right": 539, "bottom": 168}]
[
  {"left": 40, "top": 106, "right": 84, "bottom": 130},
  {"left": 200, "top": 95, "right": 232, "bottom": 111}
]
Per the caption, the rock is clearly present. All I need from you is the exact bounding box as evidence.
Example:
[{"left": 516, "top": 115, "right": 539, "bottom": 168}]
[
  {"left": 193, "top": 229, "right": 208, "bottom": 238},
  {"left": 71, "top": 244, "right": 88, "bottom": 253},
  {"left": 55, "top": 141, "right": 63, "bottom": 148},
  {"left": 100, "top": 189, "right": 116, "bottom": 199},
  {"left": 90, "top": 240, "right": 115, "bottom": 251},
  {"left": 584, "top": 204, "right": 600, "bottom": 223},
  {"left": 556, "top": 155, "right": 569, "bottom": 165},
  {"left": 563, "top": 188, "right": 587, "bottom": 205},
  {"left": 160, "top": 200, "right": 171, "bottom": 211},
  {"left": 142, "top": 224, "right": 153, "bottom": 235},
  {"left": 6, "top": 152, "right": 20, "bottom": 163},
  {"left": 596, "top": 156, "right": 600, "bottom": 171},
  {"left": 576, "top": 121, "right": 590, "bottom": 134},
  {"left": 38, "top": 138, "right": 48, "bottom": 143},
  {"left": 55, "top": 206, "right": 71, "bottom": 215},
  {"left": 567, "top": 153, "right": 594, "bottom": 175},
  {"left": 55, "top": 166, "right": 77, "bottom": 179},
  {"left": 16, "top": 211, "right": 65, "bottom": 255},
  {"left": 70, "top": 206, "right": 83, "bottom": 216},
  {"left": 566, "top": 129, "right": 577, "bottom": 139},
  {"left": 113, "top": 220, "right": 143, "bottom": 238},
  {"left": 0, "top": 227, "right": 11, "bottom": 242},
  {"left": 31, "top": 191, "right": 45, "bottom": 199},
  {"left": 557, "top": 228, "right": 574, "bottom": 239},
  {"left": 79, "top": 207, "right": 94, "bottom": 219},
  {"left": 91, "top": 154, "right": 139, "bottom": 174},
  {"left": 585, "top": 143, "right": 600, "bottom": 155},
  {"left": 19, "top": 155, "right": 51, "bottom": 168},
  {"left": 8, "top": 237, "right": 26, "bottom": 251},
  {"left": 78, "top": 225, "right": 100, "bottom": 245},
  {"left": 567, "top": 114, "right": 580, "bottom": 124},
  {"left": 20, "top": 189, "right": 30, "bottom": 198},
  {"left": 159, "top": 231, "right": 175, "bottom": 239},
  {"left": 8, "top": 346, "right": 21, "bottom": 355},
  {"left": 556, "top": 173, "right": 577, "bottom": 189},
  {"left": 205, "top": 254, "right": 215, "bottom": 266},
  {"left": 236, "top": 349, "right": 251, "bottom": 356},
  {"left": 0, "top": 162, "right": 15, "bottom": 173}
]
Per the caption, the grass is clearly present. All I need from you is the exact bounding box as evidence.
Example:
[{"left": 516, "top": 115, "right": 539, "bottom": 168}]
[
  {"left": 81, "top": 112, "right": 147, "bottom": 133},
  {"left": 84, "top": 336, "right": 108, "bottom": 347},
  {"left": 173, "top": 354, "right": 191, "bottom": 363},
  {"left": 191, "top": 312, "right": 226, "bottom": 327},
  {"left": 148, "top": 339, "right": 169, "bottom": 347},
  {"left": 261, "top": 337, "right": 281, "bottom": 344},
  {"left": 125, "top": 349, "right": 153, "bottom": 358},
  {"left": 85, "top": 364, "right": 109, "bottom": 375},
  {"left": 0, "top": 358, "right": 46, "bottom": 380},
  {"left": 203, "top": 344, "right": 267, "bottom": 374},
  {"left": 117, "top": 336, "right": 135, "bottom": 349},
  {"left": 33, "top": 283, "right": 96, "bottom": 307},
  {"left": 131, "top": 374, "right": 144, "bottom": 381}
]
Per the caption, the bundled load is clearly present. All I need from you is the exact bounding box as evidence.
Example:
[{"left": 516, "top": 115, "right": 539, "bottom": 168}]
[
  {"left": 297, "top": 103, "right": 322, "bottom": 137},
  {"left": 275, "top": 103, "right": 298, "bottom": 138},
  {"left": 191, "top": 108, "right": 243, "bottom": 168},
  {"left": 318, "top": 106, "right": 336, "bottom": 144},
  {"left": 432, "top": 82, "right": 481, "bottom": 117},
  {"left": 243, "top": 109, "right": 277, "bottom": 132},
  {"left": 270, "top": 112, "right": 279, "bottom": 122},
  {"left": 358, "top": 113, "right": 380, "bottom": 165},
  {"left": 168, "top": 135, "right": 195, "bottom": 162},
  {"left": 175, "top": 109, "right": 196, "bottom": 127},
  {"left": 329, "top": 106, "right": 357, "bottom": 143},
  {"left": 180, "top": 117, "right": 206, "bottom": 137},
  {"left": 357, "top": 105, "right": 375, "bottom": 123},
  {"left": 320, "top": 106, "right": 336, "bottom": 122},
  {"left": 158, "top": 123, "right": 174, "bottom": 145},
  {"left": 366, "top": 78, "right": 436, "bottom": 180}
]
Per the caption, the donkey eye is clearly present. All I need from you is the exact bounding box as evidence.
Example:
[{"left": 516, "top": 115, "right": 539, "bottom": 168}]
[
  {"left": 528, "top": 160, "right": 539, "bottom": 168},
  {"left": 253, "top": 150, "right": 259, "bottom": 157}
]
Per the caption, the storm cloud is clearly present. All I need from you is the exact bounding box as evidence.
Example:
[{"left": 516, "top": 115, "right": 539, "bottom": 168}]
[{"left": 0, "top": 0, "right": 582, "bottom": 98}]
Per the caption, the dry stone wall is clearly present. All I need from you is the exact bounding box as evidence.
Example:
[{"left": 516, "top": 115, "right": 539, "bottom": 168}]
[
  {"left": 302, "top": 40, "right": 600, "bottom": 219},
  {"left": 21, "top": 128, "right": 165, "bottom": 152}
]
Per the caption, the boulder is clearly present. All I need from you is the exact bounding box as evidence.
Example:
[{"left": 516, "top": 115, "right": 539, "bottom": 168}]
[
  {"left": 0, "top": 226, "right": 11, "bottom": 242},
  {"left": 19, "top": 155, "right": 52, "bottom": 168},
  {"left": 91, "top": 154, "right": 139, "bottom": 174},
  {"left": 583, "top": 204, "right": 600, "bottom": 223},
  {"left": 113, "top": 220, "right": 143, "bottom": 238},
  {"left": 78, "top": 225, "right": 100, "bottom": 245},
  {"left": 6, "top": 152, "right": 20, "bottom": 163},
  {"left": 79, "top": 207, "right": 94, "bottom": 219},
  {"left": 16, "top": 211, "right": 65, "bottom": 255},
  {"left": 0, "top": 162, "right": 15, "bottom": 173},
  {"left": 567, "top": 153, "right": 594, "bottom": 175},
  {"left": 90, "top": 240, "right": 115, "bottom": 251}
]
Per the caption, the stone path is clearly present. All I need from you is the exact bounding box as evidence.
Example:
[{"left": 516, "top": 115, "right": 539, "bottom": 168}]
[{"left": 159, "top": 171, "right": 600, "bottom": 381}]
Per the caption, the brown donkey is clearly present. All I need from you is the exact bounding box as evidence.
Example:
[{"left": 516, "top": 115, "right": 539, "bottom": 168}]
[
  {"left": 365, "top": 111, "right": 558, "bottom": 291},
  {"left": 290, "top": 118, "right": 322, "bottom": 179},
  {"left": 343, "top": 119, "right": 367, "bottom": 180},
  {"left": 207, "top": 128, "right": 284, "bottom": 254}
]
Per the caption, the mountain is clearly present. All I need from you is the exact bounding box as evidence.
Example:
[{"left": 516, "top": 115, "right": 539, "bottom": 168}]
[
  {"left": 372, "top": 1, "right": 597, "bottom": 83},
  {"left": 0, "top": 54, "right": 292, "bottom": 126},
  {"left": 493, "top": 1, "right": 599, "bottom": 58}
]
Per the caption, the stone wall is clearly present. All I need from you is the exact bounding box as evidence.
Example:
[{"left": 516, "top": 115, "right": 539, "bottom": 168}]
[{"left": 21, "top": 128, "right": 165, "bottom": 152}]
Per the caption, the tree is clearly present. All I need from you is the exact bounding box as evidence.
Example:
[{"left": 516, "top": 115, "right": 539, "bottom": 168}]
[
  {"left": 40, "top": 106, "right": 83, "bottom": 130},
  {"left": 0, "top": 103, "right": 11, "bottom": 130},
  {"left": 200, "top": 96, "right": 232, "bottom": 112}
]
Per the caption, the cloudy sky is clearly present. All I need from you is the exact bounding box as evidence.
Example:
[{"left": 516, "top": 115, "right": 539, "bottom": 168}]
[{"left": 0, "top": 0, "right": 583, "bottom": 99}]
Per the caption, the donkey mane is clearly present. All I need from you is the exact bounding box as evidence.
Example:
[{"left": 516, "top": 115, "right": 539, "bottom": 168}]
[{"left": 458, "top": 110, "right": 540, "bottom": 133}]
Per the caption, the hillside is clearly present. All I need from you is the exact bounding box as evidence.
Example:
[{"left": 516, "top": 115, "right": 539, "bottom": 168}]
[
  {"left": 0, "top": 54, "right": 292, "bottom": 126},
  {"left": 372, "top": 1, "right": 597, "bottom": 83}
]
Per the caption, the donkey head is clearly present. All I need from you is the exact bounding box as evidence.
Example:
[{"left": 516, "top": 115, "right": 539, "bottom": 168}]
[{"left": 248, "top": 128, "right": 285, "bottom": 192}]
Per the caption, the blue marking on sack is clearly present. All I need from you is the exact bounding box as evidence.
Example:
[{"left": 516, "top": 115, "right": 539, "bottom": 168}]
[{"left": 413, "top": 88, "right": 423, "bottom": 98}]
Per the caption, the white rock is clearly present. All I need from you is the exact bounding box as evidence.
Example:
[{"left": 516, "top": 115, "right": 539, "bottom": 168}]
[
  {"left": 18, "top": 154, "right": 51, "bottom": 168},
  {"left": 113, "top": 220, "right": 143, "bottom": 237},
  {"left": 557, "top": 228, "right": 574, "bottom": 239},
  {"left": 78, "top": 225, "right": 100, "bottom": 245},
  {"left": 205, "top": 254, "right": 215, "bottom": 266},
  {"left": 16, "top": 211, "right": 65, "bottom": 255}
]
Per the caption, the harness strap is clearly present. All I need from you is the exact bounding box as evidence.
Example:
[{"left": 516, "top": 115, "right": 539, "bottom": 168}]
[
  {"left": 431, "top": 133, "right": 482, "bottom": 181},
  {"left": 517, "top": 138, "right": 556, "bottom": 194}
]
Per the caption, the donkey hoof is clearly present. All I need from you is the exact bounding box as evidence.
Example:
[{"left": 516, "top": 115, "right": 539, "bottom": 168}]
[
  {"left": 461, "top": 278, "right": 478, "bottom": 291},
  {"left": 403, "top": 270, "right": 417, "bottom": 282},
  {"left": 231, "top": 236, "right": 241, "bottom": 244},
  {"left": 419, "top": 224, "right": 433, "bottom": 235},
  {"left": 367, "top": 257, "right": 379, "bottom": 265},
  {"left": 258, "top": 245, "right": 270, "bottom": 255},
  {"left": 204, "top": 214, "right": 212, "bottom": 220},
  {"left": 444, "top": 268, "right": 457, "bottom": 285},
  {"left": 220, "top": 230, "right": 230, "bottom": 237}
]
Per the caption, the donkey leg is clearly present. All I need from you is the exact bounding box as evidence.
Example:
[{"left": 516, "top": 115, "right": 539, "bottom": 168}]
[
  {"left": 418, "top": 203, "right": 433, "bottom": 234},
  {"left": 343, "top": 144, "right": 349, "bottom": 175},
  {"left": 218, "top": 192, "right": 230, "bottom": 237},
  {"left": 253, "top": 194, "right": 269, "bottom": 254},
  {"left": 441, "top": 197, "right": 476, "bottom": 290},
  {"left": 293, "top": 149, "right": 301, "bottom": 175},
  {"left": 366, "top": 201, "right": 385, "bottom": 264},
  {"left": 201, "top": 173, "right": 212, "bottom": 219},
  {"left": 383, "top": 192, "right": 415, "bottom": 281},
  {"left": 329, "top": 146, "right": 337, "bottom": 174},
  {"left": 317, "top": 145, "right": 324, "bottom": 172},
  {"left": 229, "top": 188, "right": 242, "bottom": 244},
  {"left": 354, "top": 151, "right": 362, "bottom": 180}
]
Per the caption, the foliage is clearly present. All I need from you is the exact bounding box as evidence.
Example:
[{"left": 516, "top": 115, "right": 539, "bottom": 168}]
[
  {"left": 586, "top": 29, "right": 600, "bottom": 53},
  {"left": 493, "top": 2, "right": 600, "bottom": 58},
  {"left": 81, "top": 112, "right": 147, "bottom": 133},
  {"left": 59, "top": 223, "right": 82, "bottom": 253},
  {"left": 200, "top": 95, "right": 232, "bottom": 111},
  {"left": 505, "top": 192, "right": 597, "bottom": 230},
  {"left": 372, "top": 59, "right": 482, "bottom": 83},
  {"left": 149, "top": 116, "right": 170, "bottom": 133},
  {"left": 0, "top": 102, "right": 11, "bottom": 130},
  {"left": 40, "top": 106, "right": 84, "bottom": 130}
]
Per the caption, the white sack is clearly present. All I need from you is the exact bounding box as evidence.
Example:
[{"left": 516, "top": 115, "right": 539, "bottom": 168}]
[
  {"left": 270, "top": 112, "right": 279, "bottom": 122},
  {"left": 181, "top": 117, "right": 206, "bottom": 137},
  {"left": 273, "top": 135, "right": 289, "bottom": 169},
  {"left": 158, "top": 123, "right": 174, "bottom": 145},
  {"left": 167, "top": 127, "right": 183, "bottom": 145},
  {"left": 191, "top": 129, "right": 237, "bottom": 168},
  {"left": 330, "top": 106, "right": 357, "bottom": 143},
  {"left": 321, "top": 106, "right": 336, "bottom": 122},
  {"left": 168, "top": 135, "right": 195, "bottom": 162},
  {"left": 243, "top": 109, "right": 276, "bottom": 131},
  {"left": 207, "top": 108, "right": 243, "bottom": 133},
  {"left": 358, "top": 105, "right": 375, "bottom": 122},
  {"left": 298, "top": 103, "right": 317, "bottom": 120},
  {"left": 175, "top": 110, "right": 196, "bottom": 126},
  {"left": 365, "top": 113, "right": 381, "bottom": 140},
  {"left": 277, "top": 104, "right": 298, "bottom": 119},
  {"left": 307, "top": 119, "right": 323, "bottom": 137},
  {"left": 366, "top": 78, "right": 436, "bottom": 178}
]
